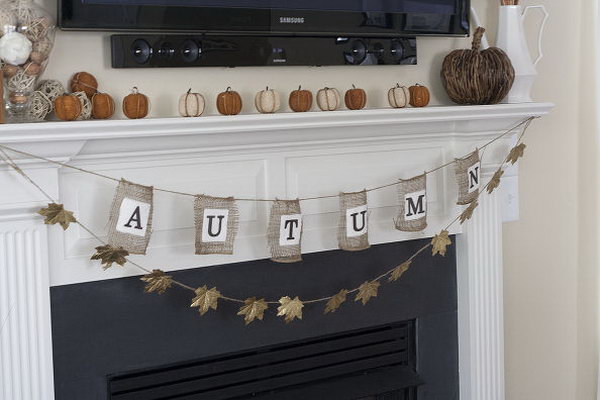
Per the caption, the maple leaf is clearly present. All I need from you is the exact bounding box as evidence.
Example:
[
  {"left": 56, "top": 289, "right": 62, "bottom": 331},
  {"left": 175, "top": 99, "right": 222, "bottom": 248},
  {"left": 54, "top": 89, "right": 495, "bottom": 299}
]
[
  {"left": 237, "top": 297, "right": 269, "bottom": 325},
  {"left": 277, "top": 296, "right": 304, "bottom": 323},
  {"left": 140, "top": 270, "right": 173, "bottom": 295},
  {"left": 431, "top": 230, "right": 452, "bottom": 257},
  {"left": 459, "top": 200, "right": 479, "bottom": 224},
  {"left": 91, "top": 245, "right": 129, "bottom": 270},
  {"left": 487, "top": 169, "right": 504, "bottom": 194},
  {"left": 507, "top": 143, "right": 526, "bottom": 165},
  {"left": 355, "top": 281, "right": 380, "bottom": 305},
  {"left": 389, "top": 260, "right": 412, "bottom": 282},
  {"left": 324, "top": 289, "right": 348, "bottom": 314},
  {"left": 38, "top": 203, "right": 76, "bottom": 230},
  {"left": 190, "top": 286, "right": 221, "bottom": 316}
]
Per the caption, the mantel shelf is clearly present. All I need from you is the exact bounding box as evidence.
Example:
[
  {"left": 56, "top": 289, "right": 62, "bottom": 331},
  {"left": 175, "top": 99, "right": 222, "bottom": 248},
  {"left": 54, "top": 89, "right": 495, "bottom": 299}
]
[{"left": 0, "top": 103, "right": 553, "bottom": 145}]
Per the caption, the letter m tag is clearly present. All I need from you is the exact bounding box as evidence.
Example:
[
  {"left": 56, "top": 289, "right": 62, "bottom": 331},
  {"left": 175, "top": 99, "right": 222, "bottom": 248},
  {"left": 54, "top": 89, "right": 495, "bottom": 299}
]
[
  {"left": 396, "top": 174, "right": 427, "bottom": 232},
  {"left": 194, "top": 195, "right": 239, "bottom": 255},
  {"left": 107, "top": 179, "right": 154, "bottom": 255}
]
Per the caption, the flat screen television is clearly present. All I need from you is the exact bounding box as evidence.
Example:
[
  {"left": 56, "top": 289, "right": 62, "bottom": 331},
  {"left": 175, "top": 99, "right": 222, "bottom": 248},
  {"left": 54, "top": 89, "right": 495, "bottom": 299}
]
[{"left": 59, "top": 0, "right": 470, "bottom": 37}]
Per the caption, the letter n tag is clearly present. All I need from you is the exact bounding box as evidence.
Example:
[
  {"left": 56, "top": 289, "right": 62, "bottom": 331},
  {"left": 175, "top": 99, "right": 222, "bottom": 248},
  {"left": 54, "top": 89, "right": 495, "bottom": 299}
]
[
  {"left": 194, "top": 196, "right": 239, "bottom": 255},
  {"left": 455, "top": 150, "right": 481, "bottom": 205},
  {"left": 338, "top": 191, "right": 370, "bottom": 251},
  {"left": 268, "top": 200, "right": 302, "bottom": 263},
  {"left": 107, "top": 179, "right": 154, "bottom": 255},
  {"left": 396, "top": 174, "right": 427, "bottom": 232}
]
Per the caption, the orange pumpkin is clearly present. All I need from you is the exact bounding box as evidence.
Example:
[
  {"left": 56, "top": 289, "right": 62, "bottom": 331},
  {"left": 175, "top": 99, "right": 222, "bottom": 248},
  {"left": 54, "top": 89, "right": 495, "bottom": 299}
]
[
  {"left": 409, "top": 84, "right": 430, "bottom": 107},
  {"left": 288, "top": 86, "right": 313, "bottom": 112},
  {"left": 122, "top": 87, "right": 149, "bottom": 119},
  {"left": 54, "top": 94, "right": 82, "bottom": 121},
  {"left": 216, "top": 87, "right": 242, "bottom": 116},
  {"left": 91, "top": 92, "right": 115, "bottom": 119},
  {"left": 344, "top": 84, "right": 367, "bottom": 110},
  {"left": 70, "top": 72, "right": 98, "bottom": 98}
]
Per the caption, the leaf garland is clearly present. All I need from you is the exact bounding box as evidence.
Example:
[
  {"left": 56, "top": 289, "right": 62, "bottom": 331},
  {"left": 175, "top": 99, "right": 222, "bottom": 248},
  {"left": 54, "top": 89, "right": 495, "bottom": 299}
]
[
  {"left": 431, "top": 230, "right": 452, "bottom": 257},
  {"left": 487, "top": 169, "right": 504, "bottom": 194},
  {"left": 507, "top": 143, "right": 526, "bottom": 165},
  {"left": 355, "top": 281, "right": 380, "bottom": 305},
  {"left": 191, "top": 286, "right": 221, "bottom": 316},
  {"left": 389, "top": 260, "right": 412, "bottom": 282},
  {"left": 237, "top": 297, "right": 269, "bottom": 325},
  {"left": 38, "top": 203, "right": 76, "bottom": 230},
  {"left": 91, "top": 245, "right": 129, "bottom": 270},
  {"left": 141, "top": 269, "right": 173, "bottom": 295},
  {"left": 459, "top": 200, "right": 479, "bottom": 224},
  {"left": 277, "top": 296, "right": 304, "bottom": 323},
  {"left": 324, "top": 289, "right": 349, "bottom": 314}
]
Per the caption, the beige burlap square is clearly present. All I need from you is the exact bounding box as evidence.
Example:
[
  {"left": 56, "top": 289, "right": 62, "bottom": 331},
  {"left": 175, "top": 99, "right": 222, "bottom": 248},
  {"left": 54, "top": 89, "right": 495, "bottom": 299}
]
[
  {"left": 338, "top": 190, "right": 370, "bottom": 251},
  {"left": 268, "top": 200, "right": 302, "bottom": 263},
  {"left": 455, "top": 150, "right": 481, "bottom": 205},
  {"left": 396, "top": 174, "right": 427, "bottom": 232},
  {"left": 194, "top": 195, "right": 239, "bottom": 255}
]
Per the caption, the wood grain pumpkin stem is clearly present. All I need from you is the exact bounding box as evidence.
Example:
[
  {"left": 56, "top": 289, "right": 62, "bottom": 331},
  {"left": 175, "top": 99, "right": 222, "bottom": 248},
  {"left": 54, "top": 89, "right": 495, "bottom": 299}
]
[{"left": 472, "top": 27, "right": 486, "bottom": 51}]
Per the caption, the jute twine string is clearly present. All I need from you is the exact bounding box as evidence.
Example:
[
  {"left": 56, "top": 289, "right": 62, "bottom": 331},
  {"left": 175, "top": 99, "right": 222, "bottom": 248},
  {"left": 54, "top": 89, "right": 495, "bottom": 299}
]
[{"left": 0, "top": 117, "right": 535, "bottom": 306}]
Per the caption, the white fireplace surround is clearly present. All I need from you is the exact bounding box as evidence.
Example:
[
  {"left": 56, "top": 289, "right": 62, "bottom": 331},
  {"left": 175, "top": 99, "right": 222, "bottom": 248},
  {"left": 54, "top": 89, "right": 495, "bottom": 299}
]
[{"left": 0, "top": 103, "right": 553, "bottom": 400}]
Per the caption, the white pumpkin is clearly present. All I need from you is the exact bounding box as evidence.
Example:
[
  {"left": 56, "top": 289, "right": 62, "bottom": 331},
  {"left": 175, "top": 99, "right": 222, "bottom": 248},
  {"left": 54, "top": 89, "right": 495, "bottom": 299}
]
[
  {"left": 388, "top": 83, "right": 410, "bottom": 108},
  {"left": 316, "top": 87, "right": 341, "bottom": 111},
  {"left": 255, "top": 87, "right": 280, "bottom": 114},
  {"left": 179, "top": 89, "right": 205, "bottom": 117}
]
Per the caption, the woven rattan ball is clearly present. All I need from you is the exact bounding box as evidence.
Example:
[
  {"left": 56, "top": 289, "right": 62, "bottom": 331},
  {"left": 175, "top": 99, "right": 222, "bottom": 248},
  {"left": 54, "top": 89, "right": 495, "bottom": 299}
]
[
  {"left": 32, "top": 36, "right": 52, "bottom": 58},
  {"left": 73, "top": 91, "right": 92, "bottom": 120},
  {"left": 441, "top": 27, "right": 515, "bottom": 105},
  {"left": 7, "top": 67, "right": 35, "bottom": 92},
  {"left": 36, "top": 79, "right": 64, "bottom": 102},
  {"left": 27, "top": 90, "right": 52, "bottom": 121}
]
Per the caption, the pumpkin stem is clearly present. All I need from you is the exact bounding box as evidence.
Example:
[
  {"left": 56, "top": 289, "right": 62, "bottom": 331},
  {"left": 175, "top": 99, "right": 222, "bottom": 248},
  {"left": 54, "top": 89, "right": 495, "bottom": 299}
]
[
  {"left": 352, "top": 84, "right": 356, "bottom": 89},
  {"left": 187, "top": 88, "right": 192, "bottom": 94},
  {"left": 226, "top": 86, "right": 231, "bottom": 92},
  {"left": 396, "top": 83, "right": 400, "bottom": 88},
  {"left": 132, "top": 86, "right": 139, "bottom": 94},
  {"left": 472, "top": 27, "right": 486, "bottom": 51},
  {"left": 298, "top": 85, "right": 302, "bottom": 90},
  {"left": 266, "top": 86, "right": 269, "bottom": 91}
]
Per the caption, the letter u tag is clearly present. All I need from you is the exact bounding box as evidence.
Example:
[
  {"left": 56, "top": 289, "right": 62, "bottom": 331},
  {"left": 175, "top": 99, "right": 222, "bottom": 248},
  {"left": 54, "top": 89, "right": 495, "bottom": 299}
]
[
  {"left": 338, "top": 191, "right": 370, "bottom": 251},
  {"left": 194, "top": 195, "right": 239, "bottom": 255}
]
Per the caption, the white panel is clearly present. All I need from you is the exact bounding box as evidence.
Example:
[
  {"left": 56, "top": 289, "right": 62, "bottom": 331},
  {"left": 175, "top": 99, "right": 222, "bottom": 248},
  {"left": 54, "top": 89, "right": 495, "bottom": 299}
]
[{"left": 0, "top": 220, "right": 54, "bottom": 400}]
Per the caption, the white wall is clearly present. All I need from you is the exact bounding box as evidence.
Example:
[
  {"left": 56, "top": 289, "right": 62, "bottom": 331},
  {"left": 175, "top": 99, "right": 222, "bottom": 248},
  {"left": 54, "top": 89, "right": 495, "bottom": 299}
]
[{"left": 35, "top": 0, "right": 599, "bottom": 398}]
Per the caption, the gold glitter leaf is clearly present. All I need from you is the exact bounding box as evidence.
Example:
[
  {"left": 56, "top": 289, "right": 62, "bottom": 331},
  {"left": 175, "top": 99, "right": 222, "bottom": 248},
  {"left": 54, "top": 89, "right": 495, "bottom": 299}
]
[
  {"left": 277, "top": 296, "right": 304, "bottom": 323},
  {"left": 389, "top": 260, "right": 412, "bottom": 282},
  {"left": 191, "top": 286, "right": 221, "bottom": 316},
  {"left": 459, "top": 200, "right": 479, "bottom": 224},
  {"left": 38, "top": 203, "right": 76, "bottom": 230},
  {"left": 237, "top": 297, "right": 269, "bottom": 325},
  {"left": 355, "top": 281, "right": 380, "bottom": 305},
  {"left": 91, "top": 245, "right": 129, "bottom": 270},
  {"left": 324, "top": 289, "right": 348, "bottom": 314},
  {"left": 507, "top": 143, "right": 526, "bottom": 165},
  {"left": 431, "top": 230, "right": 452, "bottom": 257},
  {"left": 141, "top": 270, "right": 173, "bottom": 295},
  {"left": 487, "top": 169, "right": 504, "bottom": 194}
]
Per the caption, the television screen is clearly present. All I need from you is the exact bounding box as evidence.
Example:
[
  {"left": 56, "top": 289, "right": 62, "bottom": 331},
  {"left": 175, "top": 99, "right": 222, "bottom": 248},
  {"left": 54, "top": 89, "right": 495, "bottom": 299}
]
[{"left": 60, "top": 0, "right": 469, "bottom": 36}]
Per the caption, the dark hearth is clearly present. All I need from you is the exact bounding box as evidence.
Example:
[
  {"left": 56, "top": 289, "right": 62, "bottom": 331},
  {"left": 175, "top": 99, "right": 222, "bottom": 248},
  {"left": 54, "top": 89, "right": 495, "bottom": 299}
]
[{"left": 51, "top": 239, "right": 458, "bottom": 399}]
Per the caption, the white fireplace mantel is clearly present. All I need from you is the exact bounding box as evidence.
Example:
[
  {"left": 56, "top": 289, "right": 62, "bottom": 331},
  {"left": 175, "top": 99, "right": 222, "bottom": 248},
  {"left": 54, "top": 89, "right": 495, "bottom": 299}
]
[{"left": 0, "top": 103, "right": 553, "bottom": 400}]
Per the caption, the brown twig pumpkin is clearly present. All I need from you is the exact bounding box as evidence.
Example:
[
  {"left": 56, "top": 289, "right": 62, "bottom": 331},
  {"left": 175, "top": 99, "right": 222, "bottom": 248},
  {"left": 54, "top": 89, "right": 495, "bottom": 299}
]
[
  {"left": 409, "top": 84, "right": 430, "bottom": 107},
  {"left": 122, "top": 87, "right": 149, "bottom": 119},
  {"left": 54, "top": 94, "right": 82, "bottom": 121},
  {"left": 289, "top": 86, "right": 313, "bottom": 112},
  {"left": 91, "top": 92, "right": 115, "bottom": 120},
  {"left": 441, "top": 27, "right": 515, "bottom": 105},
  {"left": 216, "top": 87, "right": 242, "bottom": 116},
  {"left": 70, "top": 72, "right": 98, "bottom": 98},
  {"left": 344, "top": 84, "right": 367, "bottom": 110}
]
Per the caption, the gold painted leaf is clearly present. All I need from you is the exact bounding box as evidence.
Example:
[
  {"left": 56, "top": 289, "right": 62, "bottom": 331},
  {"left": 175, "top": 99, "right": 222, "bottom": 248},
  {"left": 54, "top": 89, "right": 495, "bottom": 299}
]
[
  {"left": 431, "top": 230, "right": 452, "bottom": 257},
  {"left": 507, "top": 143, "right": 526, "bottom": 165},
  {"left": 91, "top": 245, "right": 129, "bottom": 270},
  {"left": 459, "top": 200, "right": 479, "bottom": 224},
  {"left": 141, "top": 269, "right": 173, "bottom": 295},
  {"left": 324, "top": 289, "right": 348, "bottom": 314},
  {"left": 355, "top": 281, "right": 380, "bottom": 305},
  {"left": 389, "top": 260, "right": 412, "bottom": 282},
  {"left": 277, "top": 296, "right": 304, "bottom": 323},
  {"left": 237, "top": 297, "right": 269, "bottom": 325},
  {"left": 38, "top": 203, "right": 76, "bottom": 230},
  {"left": 190, "top": 286, "right": 221, "bottom": 316},
  {"left": 487, "top": 169, "right": 504, "bottom": 194}
]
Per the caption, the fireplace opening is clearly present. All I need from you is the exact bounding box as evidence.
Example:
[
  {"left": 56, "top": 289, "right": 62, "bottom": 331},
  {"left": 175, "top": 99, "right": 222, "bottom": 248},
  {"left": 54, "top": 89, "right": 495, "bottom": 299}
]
[{"left": 107, "top": 321, "right": 419, "bottom": 400}]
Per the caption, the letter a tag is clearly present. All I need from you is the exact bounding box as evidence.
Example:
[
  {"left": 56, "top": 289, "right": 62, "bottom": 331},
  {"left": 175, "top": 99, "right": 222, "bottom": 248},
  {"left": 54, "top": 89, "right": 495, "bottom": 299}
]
[
  {"left": 396, "top": 174, "right": 427, "bottom": 232},
  {"left": 268, "top": 200, "right": 302, "bottom": 263},
  {"left": 194, "top": 195, "right": 239, "bottom": 255},
  {"left": 338, "top": 191, "right": 370, "bottom": 251},
  {"left": 107, "top": 179, "right": 154, "bottom": 255},
  {"left": 455, "top": 150, "right": 481, "bottom": 205}
]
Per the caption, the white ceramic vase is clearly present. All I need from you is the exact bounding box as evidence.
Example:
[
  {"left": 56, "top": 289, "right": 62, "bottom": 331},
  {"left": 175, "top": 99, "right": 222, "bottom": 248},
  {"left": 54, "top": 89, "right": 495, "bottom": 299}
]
[{"left": 496, "top": 5, "right": 549, "bottom": 103}]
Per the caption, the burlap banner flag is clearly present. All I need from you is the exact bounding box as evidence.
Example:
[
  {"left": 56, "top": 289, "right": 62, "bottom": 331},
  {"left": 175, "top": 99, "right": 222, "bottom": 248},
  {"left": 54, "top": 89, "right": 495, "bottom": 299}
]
[
  {"left": 455, "top": 150, "right": 481, "bottom": 205},
  {"left": 268, "top": 200, "right": 303, "bottom": 263},
  {"left": 338, "top": 191, "right": 370, "bottom": 251},
  {"left": 194, "top": 195, "right": 239, "bottom": 255},
  {"left": 395, "top": 174, "right": 427, "bottom": 232},
  {"left": 107, "top": 179, "right": 154, "bottom": 254}
]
